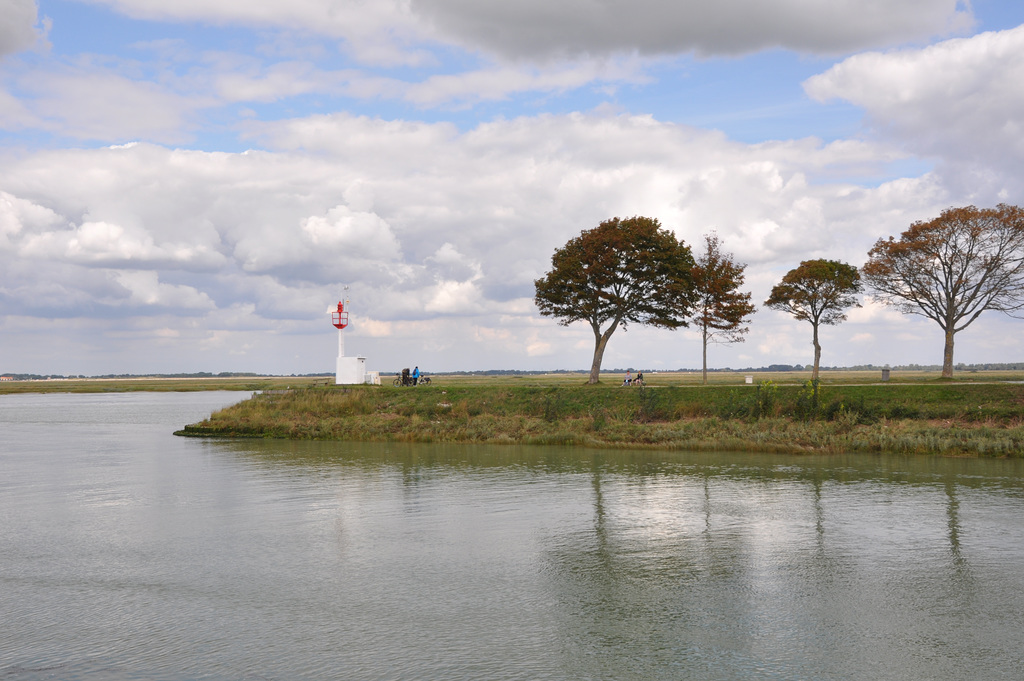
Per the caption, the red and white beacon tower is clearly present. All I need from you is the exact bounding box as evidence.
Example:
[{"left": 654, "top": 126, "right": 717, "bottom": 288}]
[
  {"left": 330, "top": 295, "right": 368, "bottom": 385},
  {"left": 331, "top": 299, "right": 349, "bottom": 357}
]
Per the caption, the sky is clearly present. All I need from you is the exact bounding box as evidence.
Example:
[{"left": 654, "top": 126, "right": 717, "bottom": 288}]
[{"left": 1, "top": 0, "right": 1023, "bottom": 376}]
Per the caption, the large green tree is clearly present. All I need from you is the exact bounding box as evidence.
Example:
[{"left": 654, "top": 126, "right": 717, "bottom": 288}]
[
  {"left": 690, "top": 233, "right": 756, "bottom": 385},
  {"left": 534, "top": 216, "right": 696, "bottom": 384},
  {"left": 863, "top": 204, "right": 1024, "bottom": 378},
  {"left": 765, "top": 259, "right": 861, "bottom": 381}
]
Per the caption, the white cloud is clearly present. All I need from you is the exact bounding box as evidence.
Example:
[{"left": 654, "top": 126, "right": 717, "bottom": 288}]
[
  {"left": 358, "top": 317, "right": 394, "bottom": 338},
  {"left": 0, "top": 190, "right": 61, "bottom": 245},
  {"left": 5, "top": 2, "right": 1021, "bottom": 376},
  {"left": 7, "top": 114, "right": 941, "bottom": 299},
  {"left": 113, "top": 270, "right": 215, "bottom": 309},
  {"left": 83, "top": 0, "right": 973, "bottom": 61},
  {"left": 423, "top": 279, "right": 484, "bottom": 315},
  {"left": 19, "top": 219, "right": 226, "bottom": 268},
  {"left": 79, "top": 0, "right": 425, "bottom": 66},
  {"left": 418, "top": 0, "right": 974, "bottom": 59},
  {"left": 0, "top": 87, "right": 35, "bottom": 129},
  {"left": 424, "top": 242, "right": 479, "bottom": 281},
  {"left": 403, "top": 58, "right": 646, "bottom": 107},
  {"left": 14, "top": 65, "right": 214, "bottom": 143},
  {"left": 301, "top": 205, "right": 401, "bottom": 255},
  {"left": 0, "top": 0, "right": 39, "bottom": 58},
  {"left": 804, "top": 24, "right": 1024, "bottom": 200},
  {"left": 0, "top": 106, "right": 1006, "bottom": 374},
  {"left": 243, "top": 112, "right": 460, "bottom": 160},
  {"left": 210, "top": 59, "right": 360, "bottom": 103},
  {"left": 1, "top": 2, "right": 979, "bottom": 144},
  {"left": 525, "top": 338, "right": 553, "bottom": 357}
]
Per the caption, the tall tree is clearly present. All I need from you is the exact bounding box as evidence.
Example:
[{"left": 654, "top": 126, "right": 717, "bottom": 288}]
[
  {"left": 765, "top": 259, "right": 861, "bottom": 381},
  {"left": 534, "top": 216, "right": 696, "bottom": 384},
  {"left": 690, "top": 233, "right": 756, "bottom": 385},
  {"left": 863, "top": 204, "right": 1024, "bottom": 378}
]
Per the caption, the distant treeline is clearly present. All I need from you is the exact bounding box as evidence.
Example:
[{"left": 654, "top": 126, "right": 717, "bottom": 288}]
[
  {"left": 424, "top": 363, "right": 1024, "bottom": 375},
  {"left": 0, "top": 371, "right": 332, "bottom": 381},
  {"left": 5, "top": 364, "right": 1024, "bottom": 381},
  {"left": 707, "top": 363, "right": 1024, "bottom": 373}
]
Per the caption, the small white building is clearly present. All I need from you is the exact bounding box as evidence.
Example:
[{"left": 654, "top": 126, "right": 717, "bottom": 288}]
[{"left": 336, "top": 356, "right": 366, "bottom": 385}]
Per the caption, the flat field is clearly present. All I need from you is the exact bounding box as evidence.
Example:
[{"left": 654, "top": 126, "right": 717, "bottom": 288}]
[
  {"left": 425, "top": 369, "right": 1024, "bottom": 387},
  {"left": 3, "top": 369, "right": 1023, "bottom": 394},
  {"left": 0, "top": 375, "right": 322, "bottom": 394}
]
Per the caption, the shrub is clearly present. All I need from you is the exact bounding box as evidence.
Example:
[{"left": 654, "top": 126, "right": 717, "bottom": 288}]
[
  {"left": 755, "top": 380, "right": 778, "bottom": 418},
  {"left": 634, "top": 387, "right": 664, "bottom": 422},
  {"left": 794, "top": 379, "right": 820, "bottom": 420},
  {"left": 888, "top": 404, "right": 921, "bottom": 419},
  {"left": 717, "top": 389, "right": 752, "bottom": 419},
  {"left": 543, "top": 392, "right": 563, "bottom": 422}
]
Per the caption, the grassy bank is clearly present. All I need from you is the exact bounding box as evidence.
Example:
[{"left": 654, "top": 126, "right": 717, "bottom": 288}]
[
  {"left": 0, "top": 376, "right": 325, "bottom": 394},
  {"left": 176, "top": 381, "right": 1024, "bottom": 457}
]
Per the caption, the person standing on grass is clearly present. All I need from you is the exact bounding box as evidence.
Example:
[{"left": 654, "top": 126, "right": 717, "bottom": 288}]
[{"left": 413, "top": 366, "right": 420, "bottom": 385}]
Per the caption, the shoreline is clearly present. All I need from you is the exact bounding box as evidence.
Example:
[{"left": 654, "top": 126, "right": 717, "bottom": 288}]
[{"left": 175, "top": 382, "right": 1024, "bottom": 457}]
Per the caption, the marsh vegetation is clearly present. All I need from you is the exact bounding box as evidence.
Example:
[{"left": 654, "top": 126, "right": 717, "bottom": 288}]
[{"left": 177, "top": 373, "right": 1024, "bottom": 457}]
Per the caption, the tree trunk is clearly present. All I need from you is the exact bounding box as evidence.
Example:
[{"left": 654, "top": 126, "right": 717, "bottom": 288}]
[
  {"left": 942, "top": 327, "right": 955, "bottom": 379},
  {"left": 588, "top": 321, "right": 619, "bottom": 384},
  {"left": 811, "top": 321, "right": 821, "bottom": 382},
  {"left": 701, "top": 325, "right": 709, "bottom": 385}
]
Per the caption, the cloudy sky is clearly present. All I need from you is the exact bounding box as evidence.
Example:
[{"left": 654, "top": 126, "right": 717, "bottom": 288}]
[{"left": 1, "top": 0, "right": 1022, "bottom": 376}]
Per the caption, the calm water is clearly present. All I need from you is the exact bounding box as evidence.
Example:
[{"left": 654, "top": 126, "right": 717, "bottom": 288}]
[{"left": 3, "top": 392, "right": 1024, "bottom": 680}]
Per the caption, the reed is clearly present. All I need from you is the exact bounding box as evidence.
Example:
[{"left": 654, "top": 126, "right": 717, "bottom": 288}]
[{"left": 176, "top": 383, "right": 1024, "bottom": 457}]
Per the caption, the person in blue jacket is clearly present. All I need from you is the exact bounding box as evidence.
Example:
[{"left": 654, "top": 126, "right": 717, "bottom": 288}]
[{"left": 412, "top": 366, "right": 420, "bottom": 385}]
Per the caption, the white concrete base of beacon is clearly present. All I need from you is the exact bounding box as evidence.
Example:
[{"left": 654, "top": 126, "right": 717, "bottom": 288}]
[{"left": 336, "top": 356, "right": 367, "bottom": 385}]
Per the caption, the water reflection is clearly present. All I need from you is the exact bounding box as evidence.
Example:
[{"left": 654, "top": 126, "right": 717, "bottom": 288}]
[
  {"left": 207, "top": 439, "right": 1024, "bottom": 679},
  {"left": 209, "top": 437, "right": 1024, "bottom": 487},
  {"left": 4, "top": 394, "right": 1024, "bottom": 681}
]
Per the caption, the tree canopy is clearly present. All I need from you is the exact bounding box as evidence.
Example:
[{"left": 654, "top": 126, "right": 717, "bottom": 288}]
[
  {"left": 765, "top": 259, "right": 861, "bottom": 381},
  {"left": 534, "top": 216, "right": 695, "bottom": 384},
  {"left": 690, "top": 233, "right": 756, "bottom": 385},
  {"left": 863, "top": 204, "right": 1024, "bottom": 378}
]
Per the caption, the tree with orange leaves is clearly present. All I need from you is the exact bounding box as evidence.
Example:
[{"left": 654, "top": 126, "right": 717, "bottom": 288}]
[
  {"left": 765, "top": 259, "right": 861, "bottom": 382},
  {"left": 690, "top": 233, "right": 756, "bottom": 385},
  {"left": 534, "top": 216, "right": 696, "bottom": 384},
  {"left": 863, "top": 204, "right": 1024, "bottom": 378}
]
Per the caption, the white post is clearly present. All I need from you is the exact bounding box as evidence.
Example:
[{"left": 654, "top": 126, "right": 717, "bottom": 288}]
[{"left": 335, "top": 327, "right": 344, "bottom": 385}]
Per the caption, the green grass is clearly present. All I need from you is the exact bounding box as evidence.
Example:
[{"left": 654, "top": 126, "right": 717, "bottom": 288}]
[
  {"left": 4, "top": 368, "right": 1022, "bottom": 394},
  {"left": 176, "top": 380, "right": 1024, "bottom": 457},
  {"left": 411, "top": 368, "right": 1024, "bottom": 387},
  {"left": 6, "top": 371, "right": 1023, "bottom": 456},
  {"left": 0, "top": 376, "right": 325, "bottom": 394}
]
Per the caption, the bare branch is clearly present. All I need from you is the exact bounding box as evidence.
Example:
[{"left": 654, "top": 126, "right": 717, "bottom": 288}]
[{"left": 863, "top": 204, "right": 1024, "bottom": 377}]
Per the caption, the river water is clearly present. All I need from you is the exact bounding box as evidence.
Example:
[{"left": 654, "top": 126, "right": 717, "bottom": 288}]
[{"left": 2, "top": 391, "right": 1024, "bottom": 680}]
